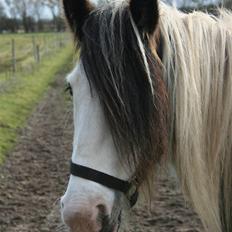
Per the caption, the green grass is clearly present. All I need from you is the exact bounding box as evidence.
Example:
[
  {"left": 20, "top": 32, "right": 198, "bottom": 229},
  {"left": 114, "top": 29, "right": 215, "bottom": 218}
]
[
  {"left": 0, "top": 44, "right": 73, "bottom": 163},
  {"left": 0, "top": 33, "right": 70, "bottom": 76}
]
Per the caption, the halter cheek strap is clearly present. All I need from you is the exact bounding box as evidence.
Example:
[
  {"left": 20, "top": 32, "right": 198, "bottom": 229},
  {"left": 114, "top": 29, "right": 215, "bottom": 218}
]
[{"left": 70, "top": 161, "right": 138, "bottom": 207}]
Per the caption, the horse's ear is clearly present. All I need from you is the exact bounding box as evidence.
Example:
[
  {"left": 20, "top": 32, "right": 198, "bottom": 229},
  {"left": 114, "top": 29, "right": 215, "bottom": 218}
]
[
  {"left": 63, "top": 0, "right": 95, "bottom": 41},
  {"left": 129, "top": 0, "right": 159, "bottom": 34}
]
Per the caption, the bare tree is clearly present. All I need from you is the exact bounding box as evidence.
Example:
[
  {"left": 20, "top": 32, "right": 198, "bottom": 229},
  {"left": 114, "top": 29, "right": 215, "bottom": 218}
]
[
  {"left": 4, "top": 0, "right": 16, "bottom": 18},
  {"left": 1, "top": 0, "right": 19, "bottom": 32},
  {"left": 30, "top": 0, "right": 44, "bottom": 21},
  {"left": 224, "top": 0, "right": 232, "bottom": 9},
  {"left": 0, "top": 2, "right": 5, "bottom": 18},
  {"left": 98, "top": 0, "right": 110, "bottom": 6},
  {"left": 42, "top": 0, "right": 62, "bottom": 31},
  {"left": 5, "top": 0, "right": 33, "bottom": 32},
  {"left": 43, "top": 0, "right": 62, "bottom": 18},
  {"left": 29, "top": 0, "right": 44, "bottom": 31}
]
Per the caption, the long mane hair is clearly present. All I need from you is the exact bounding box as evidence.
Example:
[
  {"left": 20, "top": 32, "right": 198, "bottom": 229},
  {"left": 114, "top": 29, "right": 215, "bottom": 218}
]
[
  {"left": 160, "top": 6, "right": 232, "bottom": 232},
  {"left": 80, "top": 2, "right": 168, "bottom": 188},
  {"left": 63, "top": 1, "right": 232, "bottom": 231}
]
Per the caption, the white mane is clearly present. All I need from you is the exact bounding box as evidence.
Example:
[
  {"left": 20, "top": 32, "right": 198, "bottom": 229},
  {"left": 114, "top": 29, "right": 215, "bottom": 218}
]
[{"left": 159, "top": 4, "right": 232, "bottom": 232}]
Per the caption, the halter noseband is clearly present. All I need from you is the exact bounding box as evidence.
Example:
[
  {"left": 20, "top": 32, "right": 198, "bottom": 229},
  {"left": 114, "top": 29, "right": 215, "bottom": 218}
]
[{"left": 70, "top": 161, "right": 138, "bottom": 207}]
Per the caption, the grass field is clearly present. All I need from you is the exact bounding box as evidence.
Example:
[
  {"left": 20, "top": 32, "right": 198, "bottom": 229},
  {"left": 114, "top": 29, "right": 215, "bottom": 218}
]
[
  {"left": 0, "top": 33, "right": 69, "bottom": 82},
  {"left": 0, "top": 33, "right": 74, "bottom": 163}
]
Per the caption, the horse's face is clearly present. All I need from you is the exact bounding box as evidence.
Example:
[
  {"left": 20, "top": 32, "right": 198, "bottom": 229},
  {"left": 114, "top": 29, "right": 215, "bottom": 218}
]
[
  {"left": 61, "top": 0, "right": 160, "bottom": 231},
  {"left": 61, "top": 63, "right": 127, "bottom": 232}
]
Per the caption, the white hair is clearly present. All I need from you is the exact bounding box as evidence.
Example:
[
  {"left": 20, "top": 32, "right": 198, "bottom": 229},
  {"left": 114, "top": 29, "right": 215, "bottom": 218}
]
[{"left": 159, "top": 4, "right": 232, "bottom": 232}]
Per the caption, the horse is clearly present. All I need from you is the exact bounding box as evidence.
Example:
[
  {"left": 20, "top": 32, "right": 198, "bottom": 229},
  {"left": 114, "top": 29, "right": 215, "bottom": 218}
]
[{"left": 60, "top": 0, "right": 232, "bottom": 231}]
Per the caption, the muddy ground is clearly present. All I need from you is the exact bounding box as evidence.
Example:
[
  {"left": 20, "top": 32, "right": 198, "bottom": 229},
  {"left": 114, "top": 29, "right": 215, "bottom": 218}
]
[{"left": 0, "top": 71, "right": 203, "bottom": 232}]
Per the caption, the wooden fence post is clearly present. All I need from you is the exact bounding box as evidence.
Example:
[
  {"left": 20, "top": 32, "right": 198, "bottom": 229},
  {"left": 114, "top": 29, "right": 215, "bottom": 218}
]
[
  {"left": 32, "top": 36, "right": 36, "bottom": 62},
  {"left": 59, "top": 34, "right": 63, "bottom": 48},
  {"left": 44, "top": 35, "right": 48, "bottom": 55},
  {"left": 36, "top": 45, "right": 40, "bottom": 63},
  {"left": 11, "top": 39, "right": 16, "bottom": 73}
]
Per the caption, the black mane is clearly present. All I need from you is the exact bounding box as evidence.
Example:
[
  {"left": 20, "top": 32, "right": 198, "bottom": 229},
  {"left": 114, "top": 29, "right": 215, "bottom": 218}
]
[{"left": 79, "top": 5, "right": 168, "bottom": 186}]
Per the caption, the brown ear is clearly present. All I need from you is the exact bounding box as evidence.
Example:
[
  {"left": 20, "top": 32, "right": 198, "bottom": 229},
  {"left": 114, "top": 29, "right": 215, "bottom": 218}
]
[
  {"left": 63, "top": 0, "right": 95, "bottom": 41},
  {"left": 129, "top": 0, "right": 159, "bottom": 34}
]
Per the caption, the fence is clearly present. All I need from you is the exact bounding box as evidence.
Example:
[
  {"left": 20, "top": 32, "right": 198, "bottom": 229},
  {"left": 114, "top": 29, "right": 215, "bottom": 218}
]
[{"left": 0, "top": 33, "right": 70, "bottom": 91}]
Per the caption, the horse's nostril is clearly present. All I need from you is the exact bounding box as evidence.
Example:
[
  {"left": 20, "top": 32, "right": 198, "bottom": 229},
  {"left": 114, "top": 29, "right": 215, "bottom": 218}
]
[
  {"left": 97, "top": 204, "right": 112, "bottom": 231},
  {"left": 96, "top": 204, "right": 107, "bottom": 223},
  {"left": 97, "top": 204, "right": 107, "bottom": 215}
]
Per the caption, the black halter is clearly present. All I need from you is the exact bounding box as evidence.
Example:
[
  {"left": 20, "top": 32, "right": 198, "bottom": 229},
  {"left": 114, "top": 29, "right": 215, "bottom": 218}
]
[{"left": 70, "top": 161, "right": 138, "bottom": 207}]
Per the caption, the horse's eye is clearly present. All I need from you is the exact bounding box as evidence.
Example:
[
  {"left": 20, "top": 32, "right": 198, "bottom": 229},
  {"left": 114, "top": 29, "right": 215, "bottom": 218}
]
[{"left": 65, "top": 83, "right": 73, "bottom": 96}]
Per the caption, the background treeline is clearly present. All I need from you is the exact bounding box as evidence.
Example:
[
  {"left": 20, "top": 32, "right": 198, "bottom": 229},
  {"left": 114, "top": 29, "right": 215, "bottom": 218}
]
[
  {"left": 98, "top": 0, "right": 232, "bottom": 9},
  {"left": 1, "top": 0, "right": 232, "bottom": 34},
  {"left": 179, "top": 0, "right": 232, "bottom": 13},
  {"left": 0, "top": 0, "right": 65, "bottom": 33}
]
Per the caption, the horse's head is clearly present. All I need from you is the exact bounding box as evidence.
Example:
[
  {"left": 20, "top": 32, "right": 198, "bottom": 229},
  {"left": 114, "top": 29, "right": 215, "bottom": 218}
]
[{"left": 61, "top": 0, "right": 167, "bottom": 231}]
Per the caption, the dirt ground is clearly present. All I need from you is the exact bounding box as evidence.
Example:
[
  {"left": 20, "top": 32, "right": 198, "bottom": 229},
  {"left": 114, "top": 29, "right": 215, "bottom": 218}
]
[{"left": 0, "top": 72, "right": 203, "bottom": 232}]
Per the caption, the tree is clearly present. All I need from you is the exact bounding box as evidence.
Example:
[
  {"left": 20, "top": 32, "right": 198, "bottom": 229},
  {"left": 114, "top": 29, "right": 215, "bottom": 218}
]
[
  {"left": 0, "top": 2, "right": 5, "bottom": 18},
  {"left": 31, "top": 0, "right": 43, "bottom": 21},
  {"left": 0, "top": 2, "right": 19, "bottom": 34},
  {"left": 224, "top": 0, "right": 232, "bottom": 9},
  {"left": 1, "top": 0, "right": 65, "bottom": 33},
  {"left": 29, "top": 0, "right": 44, "bottom": 31},
  {"left": 0, "top": 2, "right": 6, "bottom": 33},
  {"left": 5, "top": 0, "right": 33, "bottom": 32},
  {"left": 43, "top": 0, "right": 62, "bottom": 31},
  {"left": 98, "top": 0, "right": 110, "bottom": 6}
]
